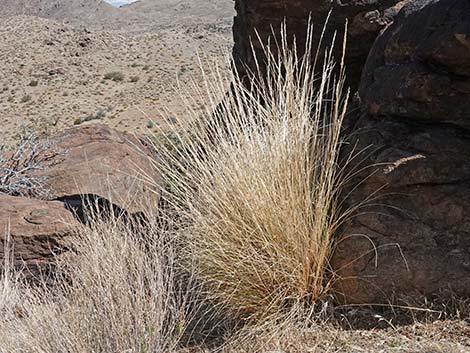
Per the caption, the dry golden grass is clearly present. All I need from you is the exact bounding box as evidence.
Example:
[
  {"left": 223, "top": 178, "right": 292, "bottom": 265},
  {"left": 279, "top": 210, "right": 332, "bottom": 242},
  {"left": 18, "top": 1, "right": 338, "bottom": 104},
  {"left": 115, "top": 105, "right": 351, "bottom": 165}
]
[
  {"left": 0, "top": 216, "right": 198, "bottom": 353},
  {"left": 217, "top": 319, "right": 470, "bottom": 353},
  {"left": 154, "top": 24, "right": 351, "bottom": 320}
]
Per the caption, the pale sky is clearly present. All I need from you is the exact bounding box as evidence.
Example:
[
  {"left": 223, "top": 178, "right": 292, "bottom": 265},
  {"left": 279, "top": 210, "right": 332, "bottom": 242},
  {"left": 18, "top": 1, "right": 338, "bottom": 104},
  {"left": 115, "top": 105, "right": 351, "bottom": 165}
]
[{"left": 104, "top": 0, "right": 139, "bottom": 6}]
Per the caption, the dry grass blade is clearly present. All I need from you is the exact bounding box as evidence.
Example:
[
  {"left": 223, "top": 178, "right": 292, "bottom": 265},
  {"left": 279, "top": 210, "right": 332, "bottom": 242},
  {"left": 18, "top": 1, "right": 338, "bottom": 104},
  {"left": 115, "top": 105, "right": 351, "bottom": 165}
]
[
  {"left": 0, "top": 215, "right": 197, "bottom": 353},
  {"left": 154, "top": 23, "right": 350, "bottom": 320}
]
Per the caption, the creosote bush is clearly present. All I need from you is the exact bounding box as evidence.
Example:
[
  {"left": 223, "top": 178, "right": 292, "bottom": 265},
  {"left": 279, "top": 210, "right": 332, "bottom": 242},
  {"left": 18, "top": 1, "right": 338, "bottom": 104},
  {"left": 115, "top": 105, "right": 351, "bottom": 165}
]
[
  {"left": 20, "top": 94, "right": 32, "bottom": 103},
  {"left": 104, "top": 71, "right": 125, "bottom": 82},
  {"left": 155, "top": 25, "right": 351, "bottom": 320}
]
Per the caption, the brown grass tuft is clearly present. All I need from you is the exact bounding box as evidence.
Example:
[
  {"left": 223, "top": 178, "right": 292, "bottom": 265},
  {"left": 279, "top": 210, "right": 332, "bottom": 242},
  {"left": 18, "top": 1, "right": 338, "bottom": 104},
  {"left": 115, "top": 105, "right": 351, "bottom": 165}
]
[
  {"left": 154, "top": 24, "right": 351, "bottom": 320},
  {"left": 0, "top": 216, "right": 197, "bottom": 353}
]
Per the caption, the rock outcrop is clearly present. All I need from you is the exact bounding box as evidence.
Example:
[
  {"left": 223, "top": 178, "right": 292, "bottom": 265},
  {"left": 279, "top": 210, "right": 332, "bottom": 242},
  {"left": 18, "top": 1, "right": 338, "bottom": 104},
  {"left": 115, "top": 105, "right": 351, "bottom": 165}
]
[
  {"left": 0, "top": 124, "right": 160, "bottom": 280},
  {"left": 0, "top": 194, "right": 80, "bottom": 278},
  {"left": 31, "top": 124, "right": 160, "bottom": 222},
  {"left": 334, "top": 0, "right": 470, "bottom": 304},
  {"left": 232, "top": 0, "right": 408, "bottom": 88},
  {"left": 359, "top": 0, "right": 470, "bottom": 128}
]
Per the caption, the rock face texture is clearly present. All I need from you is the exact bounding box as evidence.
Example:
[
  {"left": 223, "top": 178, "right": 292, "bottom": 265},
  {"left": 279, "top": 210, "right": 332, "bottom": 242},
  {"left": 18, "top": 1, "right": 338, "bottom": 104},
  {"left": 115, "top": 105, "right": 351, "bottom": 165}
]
[
  {"left": 0, "top": 194, "right": 80, "bottom": 278},
  {"left": 333, "top": 0, "right": 470, "bottom": 304},
  {"left": 360, "top": 0, "right": 470, "bottom": 128},
  {"left": 0, "top": 124, "right": 160, "bottom": 280},
  {"left": 233, "top": 0, "right": 470, "bottom": 304},
  {"left": 31, "top": 124, "right": 160, "bottom": 222},
  {"left": 232, "top": 0, "right": 408, "bottom": 88}
]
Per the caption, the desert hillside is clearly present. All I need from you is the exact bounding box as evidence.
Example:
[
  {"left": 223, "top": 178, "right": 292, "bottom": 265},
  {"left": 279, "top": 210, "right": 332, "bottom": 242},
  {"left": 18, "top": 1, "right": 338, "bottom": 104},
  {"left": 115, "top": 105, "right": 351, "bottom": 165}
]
[
  {"left": 0, "top": 0, "right": 234, "bottom": 32},
  {"left": 0, "top": 14, "right": 232, "bottom": 143},
  {"left": 124, "top": 0, "right": 235, "bottom": 28},
  {"left": 0, "top": 0, "right": 132, "bottom": 29}
]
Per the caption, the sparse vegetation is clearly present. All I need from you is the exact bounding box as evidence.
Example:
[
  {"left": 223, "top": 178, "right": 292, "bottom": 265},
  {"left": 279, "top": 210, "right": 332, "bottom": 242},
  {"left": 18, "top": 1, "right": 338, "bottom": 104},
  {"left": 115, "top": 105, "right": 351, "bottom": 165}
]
[
  {"left": 0, "top": 9, "right": 469, "bottom": 353},
  {"left": 0, "top": 216, "right": 199, "bottom": 353},
  {"left": 146, "top": 119, "right": 155, "bottom": 129},
  {"left": 0, "top": 132, "right": 55, "bottom": 198},
  {"left": 104, "top": 71, "right": 125, "bottom": 82},
  {"left": 73, "top": 110, "right": 106, "bottom": 125},
  {"left": 20, "top": 95, "right": 31, "bottom": 103},
  {"left": 104, "top": 71, "right": 124, "bottom": 82}
]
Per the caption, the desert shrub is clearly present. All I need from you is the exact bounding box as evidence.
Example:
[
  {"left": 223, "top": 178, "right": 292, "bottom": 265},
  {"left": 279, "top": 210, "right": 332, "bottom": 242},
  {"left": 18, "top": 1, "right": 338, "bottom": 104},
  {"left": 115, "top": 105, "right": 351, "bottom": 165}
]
[
  {"left": 154, "top": 26, "right": 351, "bottom": 320},
  {"left": 104, "top": 71, "right": 125, "bottom": 82},
  {"left": 94, "top": 110, "right": 106, "bottom": 119},
  {"left": 20, "top": 94, "right": 31, "bottom": 103},
  {"left": 74, "top": 110, "right": 106, "bottom": 125},
  {"left": 0, "top": 217, "right": 198, "bottom": 353},
  {"left": 28, "top": 80, "right": 38, "bottom": 87},
  {"left": 147, "top": 119, "right": 155, "bottom": 129},
  {"left": 0, "top": 133, "right": 55, "bottom": 198}
]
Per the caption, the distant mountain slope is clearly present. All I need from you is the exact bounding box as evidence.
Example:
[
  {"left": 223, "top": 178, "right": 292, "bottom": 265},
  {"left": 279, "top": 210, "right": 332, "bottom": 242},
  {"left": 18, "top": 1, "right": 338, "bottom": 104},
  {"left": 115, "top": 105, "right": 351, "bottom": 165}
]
[
  {"left": 124, "top": 0, "right": 234, "bottom": 27},
  {"left": 0, "top": 0, "right": 142, "bottom": 30},
  {"left": 0, "top": 0, "right": 234, "bottom": 32},
  {"left": 0, "top": 15, "right": 232, "bottom": 142}
]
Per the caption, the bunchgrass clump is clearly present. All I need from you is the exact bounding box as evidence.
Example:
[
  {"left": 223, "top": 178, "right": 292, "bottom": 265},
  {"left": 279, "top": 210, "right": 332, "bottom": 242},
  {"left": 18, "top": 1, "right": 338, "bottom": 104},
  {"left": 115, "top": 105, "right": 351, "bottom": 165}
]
[
  {"left": 154, "top": 25, "right": 351, "bottom": 320},
  {"left": 0, "top": 215, "right": 197, "bottom": 353},
  {"left": 104, "top": 71, "right": 125, "bottom": 82}
]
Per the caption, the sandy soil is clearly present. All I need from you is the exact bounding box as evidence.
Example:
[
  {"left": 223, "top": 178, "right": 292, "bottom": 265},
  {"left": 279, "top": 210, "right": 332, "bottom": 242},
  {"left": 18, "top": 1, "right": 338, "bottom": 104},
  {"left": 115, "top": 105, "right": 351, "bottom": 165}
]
[{"left": 0, "top": 14, "right": 232, "bottom": 143}]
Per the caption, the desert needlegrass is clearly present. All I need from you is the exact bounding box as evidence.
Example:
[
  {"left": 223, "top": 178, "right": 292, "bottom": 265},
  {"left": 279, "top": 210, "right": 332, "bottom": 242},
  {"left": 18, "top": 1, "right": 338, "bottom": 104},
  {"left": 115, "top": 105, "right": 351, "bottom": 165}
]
[{"left": 155, "top": 24, "right": 350, "bottom": 319}]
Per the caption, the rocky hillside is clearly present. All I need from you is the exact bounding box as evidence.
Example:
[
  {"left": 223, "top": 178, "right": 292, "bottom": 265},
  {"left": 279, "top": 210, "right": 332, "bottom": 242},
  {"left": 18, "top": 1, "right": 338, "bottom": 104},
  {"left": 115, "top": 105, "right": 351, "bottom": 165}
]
[
  {"left": 124, "top": 0, "right": 235, "bottom": 28},
  {"left": 0, "top": 0, "right": 135, "bottom": 29},
  {"left": 0, "top": 15, "right": 232, "bottom": 143},
  {"left": 0, "top": 0, "right": 234, "bottom": 32}
]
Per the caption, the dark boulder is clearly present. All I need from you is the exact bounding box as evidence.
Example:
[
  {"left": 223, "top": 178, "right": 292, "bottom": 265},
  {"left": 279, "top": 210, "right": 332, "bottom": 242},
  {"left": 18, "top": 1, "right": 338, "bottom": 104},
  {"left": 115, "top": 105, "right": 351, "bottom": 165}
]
[
  {"left": 233, "top": 0, "right": 411, "bottom": 89},
  {"left": 334, "top": 0, "right": 470, "bottom": 304},
  {"left": 334, "top": 115, "right": 470, "bottom": 304},
  {"left": 360, "top": 0, "right": 470, "bottom": 128}
]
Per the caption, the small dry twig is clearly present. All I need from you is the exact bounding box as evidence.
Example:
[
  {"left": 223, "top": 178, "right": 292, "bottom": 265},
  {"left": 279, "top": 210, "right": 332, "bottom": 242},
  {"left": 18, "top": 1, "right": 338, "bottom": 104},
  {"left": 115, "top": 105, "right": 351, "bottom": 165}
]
[{"left": 0, "top": 133, "right": 58, "bottom": 198}]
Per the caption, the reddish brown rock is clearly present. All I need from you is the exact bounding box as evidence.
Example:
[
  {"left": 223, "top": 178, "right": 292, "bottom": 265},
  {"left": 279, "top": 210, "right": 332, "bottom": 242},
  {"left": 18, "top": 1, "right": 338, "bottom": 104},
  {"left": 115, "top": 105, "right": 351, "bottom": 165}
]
[
  {"left": 233, "top": 0, "right": 408, "bottom": 89},
  {"left": 333, "top": 115, "right": 470, "bottom": 304},
  {"left": 334, "top": 0, "right": 470, "bottom": 304},
  {"left": 31, "top": 124, "right": 160, "bottom": 221},
  {"left": 359, "top": 0, "right": 470, "bottom": 128},
  {"left": 0, "top": 193, "right": 80, "bottom": 278}
]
